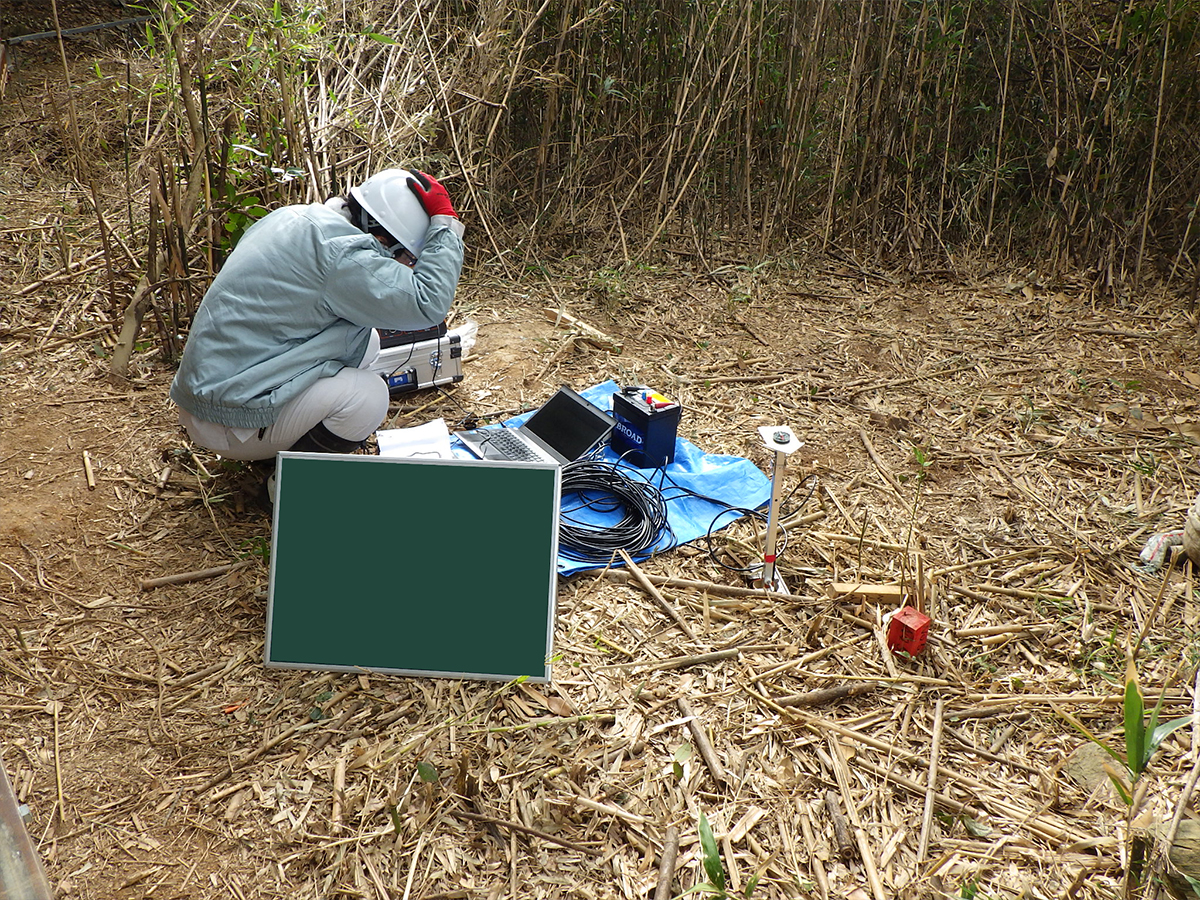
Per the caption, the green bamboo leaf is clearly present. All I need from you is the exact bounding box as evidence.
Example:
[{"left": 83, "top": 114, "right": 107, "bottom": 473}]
[
  {"left": 962, "top": 815, "right": 992, "bottom": 838},
  {"left": 1053, "top": 705, "right": 1127, "bottom": 768},
  {"left": 1106, "top": 767, "right": 1133, "bottom": 806},
  {"left": 1147, "top": 715, "right": 1194, "bottom": 763},
  {"left": 1125, "top": 677, "right": 1146, "bottom": 775},
  {"left": 698, "top": 812, "right": 726, "bottom": 893},
  {"left": 416, "top": 760, "right": 439, "bottom": 783},
  {"left": 387, "top": 804, "right": 403, "bottom": 835},
  {"left": 363, "top": 31, "right": 397, "bottom": 44}
]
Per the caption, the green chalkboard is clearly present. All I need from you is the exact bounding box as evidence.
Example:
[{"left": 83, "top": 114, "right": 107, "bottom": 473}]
[{"left": 265, "top": 453, "right": 561, "bottom": 682}]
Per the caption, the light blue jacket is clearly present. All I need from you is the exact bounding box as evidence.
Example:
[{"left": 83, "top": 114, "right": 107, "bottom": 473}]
[{"left": 170, "top": 202, "right": 464, "bottom": 429}]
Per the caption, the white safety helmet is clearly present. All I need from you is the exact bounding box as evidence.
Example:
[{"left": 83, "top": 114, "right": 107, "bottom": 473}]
[{"left": 349, "top": 168, "right": 430, "bottom": 258}]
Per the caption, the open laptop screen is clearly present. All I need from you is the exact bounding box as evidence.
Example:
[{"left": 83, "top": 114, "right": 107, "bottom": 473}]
[{"left": 525, "top": 388, "right": 614, "bottom": 460}]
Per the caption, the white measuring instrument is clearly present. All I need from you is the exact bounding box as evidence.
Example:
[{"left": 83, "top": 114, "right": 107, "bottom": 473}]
[{"left": 755, "top": 425, "right": 803, "bottom": 593}]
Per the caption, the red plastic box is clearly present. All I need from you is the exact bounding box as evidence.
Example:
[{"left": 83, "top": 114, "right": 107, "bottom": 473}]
[{"left": 887, "top": 606, "right": 931, "bottom": 655}]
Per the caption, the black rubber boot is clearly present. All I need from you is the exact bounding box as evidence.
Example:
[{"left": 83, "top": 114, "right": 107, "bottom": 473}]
[{"left": 288, "top": 421, "right": 365, "bottom": 454}]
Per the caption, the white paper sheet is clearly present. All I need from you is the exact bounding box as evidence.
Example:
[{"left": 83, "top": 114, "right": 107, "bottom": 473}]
[{"left": 376, "top": 418, "right": 454, "bottom": 459}]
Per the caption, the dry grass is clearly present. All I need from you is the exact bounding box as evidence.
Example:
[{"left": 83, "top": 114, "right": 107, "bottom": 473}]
[{"left": 8, "top": 194, "right": 1200, "bottom": 898}]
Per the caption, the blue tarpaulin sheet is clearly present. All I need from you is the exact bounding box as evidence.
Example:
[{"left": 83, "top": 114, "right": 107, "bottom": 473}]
[{"left": 458, "top": 381, "right": 772, "bottom": 577}]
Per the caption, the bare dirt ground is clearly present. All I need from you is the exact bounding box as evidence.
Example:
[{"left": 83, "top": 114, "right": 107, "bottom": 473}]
[{"left": 7, "top": 18, "right": 1200, "bottom": 900}]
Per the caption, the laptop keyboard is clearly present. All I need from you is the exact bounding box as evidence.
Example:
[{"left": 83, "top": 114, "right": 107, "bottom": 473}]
[{"left": 485, "top": 429, "right": 543, "bottom": 461}]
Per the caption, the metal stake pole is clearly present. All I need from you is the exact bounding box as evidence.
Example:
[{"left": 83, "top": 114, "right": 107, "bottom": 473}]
[
  {"left": 755, "top": 425, "right": 802, "bottom": 594},
  {"left": 762, "top": 446, "right": 787, "bottom": 589}
]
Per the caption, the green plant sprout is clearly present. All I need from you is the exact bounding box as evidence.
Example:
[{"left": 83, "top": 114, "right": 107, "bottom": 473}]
[
  {"left": 672, "top": 811, "right": 759, "bottom": 900},
  {"left": 238, "top": 535, "right": 271, "bottom": 563},
  {"left": 1058, "top": 660, "right": 1192, "bottom": 805}
]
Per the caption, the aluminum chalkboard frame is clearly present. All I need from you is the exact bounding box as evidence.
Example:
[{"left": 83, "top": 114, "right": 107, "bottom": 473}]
[{"left": 265, "top": 452, "right": 561, "bottom": 682}]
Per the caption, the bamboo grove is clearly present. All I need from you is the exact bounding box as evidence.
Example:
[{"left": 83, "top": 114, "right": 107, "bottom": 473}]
[{"left": 35, "top": 0, "right": 1200, "bottom": 350}]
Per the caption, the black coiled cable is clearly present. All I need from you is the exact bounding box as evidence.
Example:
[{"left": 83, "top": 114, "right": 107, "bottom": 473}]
[{"left": 557, "top": 458, "right": 672, "bottom": 563}]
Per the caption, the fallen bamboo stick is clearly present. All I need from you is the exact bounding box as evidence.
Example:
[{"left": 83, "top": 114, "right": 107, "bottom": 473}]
[
  {"left": 618, "top": 550, "right": 697, "bottom": 640},
  {"left": 601, "top": 569, "right": 793, "bottom": 603},
  {"left": 653, "top": 826, "right": 681, "bottom": 900},
  {"left": 829, "top": 582, "right": 904, "bottom": 602},
  {"left": 82, "top": 450, "right": 96, "bottom": 490},
  {"left": 572, "top": 795, "right": 646, "bottom": 824},
  {"left": 140, "top": 561, "right": 250, "bottom": 590},
  {"left": 960, "top": 691, "right": 1190, "bottom": 706},
  {"left": 798, "top": 802, "right": 831, "bottom": 900},
  {"left": 201, "top": 721, "right": 321, "bottom": 793},
  {"left": 453, "top": 808, "right": 602, "bottom": 856},
  {"left": 542, "top": 307, "right": 622, "bottom": 351},
  {"left": 827, "top": 735, "right": 887, "bottom": 900},
  {"left": 858, "top": 428, "right": 904, "bottom": 498},
  {"left": 824, "top": 789, "right": 853, "bottom": 859},
  {"left": 916, "top": 698, "right": 945, "bottom": 864},
  {"left": 600, "top": 648, "right": 739, "bottom": 672},
  {"left": 678, "top": 697, "right": 726, "bottom": 785},
  {"left": 774, "top": 683, "right": 876, "bottom": 708}
]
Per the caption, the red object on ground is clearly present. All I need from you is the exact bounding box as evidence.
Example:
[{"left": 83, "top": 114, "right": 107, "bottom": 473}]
[{"left": 887, "top": 605, "right": 931, "bottom": 655}]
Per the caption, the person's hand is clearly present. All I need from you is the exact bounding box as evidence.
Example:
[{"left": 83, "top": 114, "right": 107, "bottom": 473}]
[{"left": 407, "top": 170, "right": 457, "bottom": 219}]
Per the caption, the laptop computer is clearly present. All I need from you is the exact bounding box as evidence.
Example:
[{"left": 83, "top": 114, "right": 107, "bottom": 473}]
[{"left": 456, "top": 386, "right": 614, "bottom": 465}]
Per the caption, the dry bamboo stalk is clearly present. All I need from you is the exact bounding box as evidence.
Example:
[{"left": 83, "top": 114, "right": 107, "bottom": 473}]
[
  {"left": 618, "top": 550, "right": 698, "bottom": 640},
  {"left": 167, "top": 653, "right": 246, "bottom": 690},
  {"left": 874, "top": 627, "right": 899, "bottom": 679},
  {"left": 541, "top": 307, "right": 622, "bottom": 351},
  {"left": 795, "top": 672, "right": 952, "bottom": 688},
  {"left": 942, "top": 726, "right": 1038, "bottom": 774},
  {"left": 14, "top": 250, "right": 107, "bottom": 295},
  {"left": 798, "top": 801, "right": 830, "bottom": 900},
  {"left": 929, "top": 549, "right": 1042, "bottom": 578},
  {"left": 453, "top": 808, "right": 601, "bottom": 856},
  {"left": 748, "top": 635, "right": 873, "bottom": 682},
  {"left": 400, "top": 831, "right": 425, "bottom": 900},
  {"left": 8, "top": 325, "right": 117, "bottom": 360},
  {"left": 960, "top": 692, "right": 1189, "bottom": 707},
  {"left": 826, "top": 735, "right": 886, "bottom": 900},
  {"left": 572, "top": 795, "right": 646, "bottom": 824},
  {"left": 139, "top": 562, "right": 250, "bottom": 590},
  {"left": 653, "top": 826, "right": 681, "bottom": 900},
  {"left": 824, "top": 789, "right": 853, "bottom": 859},
  {"left": 858, "top": 428, "right": 904, "bottom": 497},
  {"left": 774, "top": 683, "right": 877, "bottom": 708},
  {"left": 979, "top": 628, "right": 1052, "bottom": 646},
  {"left": 916, "top": 698, "right": 945, "bottom": 863},
  {"left": 51, "top": 701, "right": 65, "bottom": 825},
  {"left": 331, "top": 755, "right": 347, "bottom": 829},
  {"left": 829, "top": 582, "right": 904, "bottom": 602},
  {"left": 82, "top": 450, "right": 96, "bottom": 490},
  {"left": 603, "top": 648, "right": 739, "bottom": 672},
  {"left": 985, "top": 0, "right": 1017, "bottom": 245},
  {"left": 677, "top": 698, "right": 725, "bottom": 785},
  {"left": 956, "top": 623, "right": 1052, "bottom": 637},
  {"left": 846, "top": 755, "right": 980, "bottom": 819},
  {"left": 201, "top": 721, "right": 321, "bottom": 793},
  {"left": 1134, "top": 22, "right": 1170, "bottom": 290}
]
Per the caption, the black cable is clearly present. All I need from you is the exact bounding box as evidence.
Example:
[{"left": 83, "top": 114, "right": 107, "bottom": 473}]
[
  {"left": 381, "top": 338, "right": 419, "bottom": 384},
  {"left": 657, "top": 469, "right": 818, "bottom": 574},
  {"left": 554, "top": 448, "right": 821, "bottom": 571},
  {"left": 702, "top": 506, "right": 787, "bottom": 574},
  {"left": 557, "top": 457, "right": 672, "bottom": 563}
]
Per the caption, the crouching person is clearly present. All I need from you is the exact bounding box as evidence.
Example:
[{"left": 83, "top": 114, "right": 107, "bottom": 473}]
[{"left": 170, "top": 169, "right": 464, "bottom": 470}]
